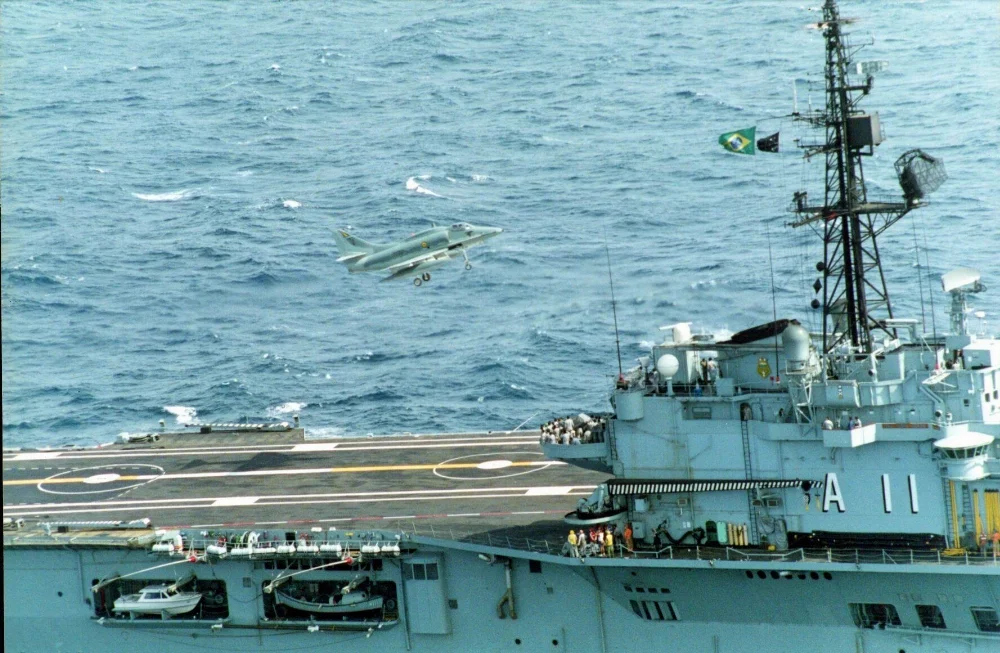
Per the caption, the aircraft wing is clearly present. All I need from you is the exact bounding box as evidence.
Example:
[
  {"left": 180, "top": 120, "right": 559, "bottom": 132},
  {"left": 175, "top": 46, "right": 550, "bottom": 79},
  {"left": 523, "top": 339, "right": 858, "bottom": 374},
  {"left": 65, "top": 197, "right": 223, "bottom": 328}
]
[
  {"left": 381, "top": 253, "right": 454, "bottom": 282},
  {"left": 385, "top": 250, "right": 456, "bottom": 274}
]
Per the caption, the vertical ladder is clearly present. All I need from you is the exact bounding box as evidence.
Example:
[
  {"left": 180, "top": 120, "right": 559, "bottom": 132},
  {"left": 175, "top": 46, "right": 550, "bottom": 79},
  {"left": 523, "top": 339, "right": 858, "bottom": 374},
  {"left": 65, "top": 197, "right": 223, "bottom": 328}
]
[
  {"left": 740, "top": 417, "right": 759, "bottom": 546},
  {"left": 941, "top": 478, "right": 956, "bottom": 549},
  {"left": 960, "top": 485, "right": 974, "bottom": 542},
  {"left": 607, "top": 419, "right": 618, "bottom": 463}
]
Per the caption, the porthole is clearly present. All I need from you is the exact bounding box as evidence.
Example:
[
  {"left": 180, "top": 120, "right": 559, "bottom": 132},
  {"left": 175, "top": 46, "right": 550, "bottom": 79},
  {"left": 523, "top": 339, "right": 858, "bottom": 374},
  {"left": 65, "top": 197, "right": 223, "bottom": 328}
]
[
  {"left": 810, "top": 572, "right": 819, "bottom": 580},
  {"left": 552, "top": 639, "right": 559, "bottom": 646},
  {"left": 823, "top": 572, "right": 833, "bottom": 580},
  {"left": 515, "top": 639, "right": 522, "bottom": 646},
  {"left": 745, "top": 571, "right": 754, "bottom": 579},
  {"left": 770, "top": 571, "right": 780, "bottom": 579},
  {"left": 757, "top": 571, "right": 766, "bottom": 579}
]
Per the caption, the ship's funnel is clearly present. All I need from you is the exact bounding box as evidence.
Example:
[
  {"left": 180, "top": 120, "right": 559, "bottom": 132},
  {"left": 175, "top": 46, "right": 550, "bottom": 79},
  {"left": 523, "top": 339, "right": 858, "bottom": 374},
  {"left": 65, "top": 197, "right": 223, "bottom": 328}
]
[{"left": 895, "top": 149, "right": 946, "bottom": 202}]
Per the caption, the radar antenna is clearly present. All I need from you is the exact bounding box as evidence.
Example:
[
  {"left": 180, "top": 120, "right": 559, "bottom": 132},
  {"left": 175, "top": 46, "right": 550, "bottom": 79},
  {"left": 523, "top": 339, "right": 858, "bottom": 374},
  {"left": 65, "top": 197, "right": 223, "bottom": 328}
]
[{"left": 790, "top": 0, "right": 945, "bottom": 356}]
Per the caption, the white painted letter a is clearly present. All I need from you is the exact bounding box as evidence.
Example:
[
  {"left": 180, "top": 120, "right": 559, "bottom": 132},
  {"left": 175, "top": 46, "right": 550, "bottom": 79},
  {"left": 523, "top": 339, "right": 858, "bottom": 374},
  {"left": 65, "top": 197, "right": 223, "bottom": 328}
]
[{"left": 823, "top": 472, "right": 846, "bottom": 513}]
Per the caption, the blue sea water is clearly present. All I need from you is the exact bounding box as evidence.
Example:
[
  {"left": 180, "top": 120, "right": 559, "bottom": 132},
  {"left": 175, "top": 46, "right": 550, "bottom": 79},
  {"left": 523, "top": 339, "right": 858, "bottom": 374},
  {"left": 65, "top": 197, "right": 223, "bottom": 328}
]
[{"left": 2, "top": 1, "right": 998, "bottom": 448}]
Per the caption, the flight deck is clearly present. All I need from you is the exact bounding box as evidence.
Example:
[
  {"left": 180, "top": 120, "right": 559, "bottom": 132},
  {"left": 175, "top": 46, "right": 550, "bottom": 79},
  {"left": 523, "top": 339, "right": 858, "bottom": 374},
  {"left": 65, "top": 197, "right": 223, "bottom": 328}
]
[{"left": 2, "top": 427, "right": 606, "bottom": 541}]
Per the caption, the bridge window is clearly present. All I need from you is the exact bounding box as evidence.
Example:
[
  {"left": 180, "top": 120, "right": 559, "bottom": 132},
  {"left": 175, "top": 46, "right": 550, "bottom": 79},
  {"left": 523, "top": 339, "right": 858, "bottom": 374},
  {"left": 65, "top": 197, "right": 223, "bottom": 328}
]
[
  {"left": 971, "top": 607, "right": 1000, "bottom": 632},
  {"left": 849, "top": 603, "right": 901, "bottom": 629},
  {"left": 915, "top": 605, "right": 946, "bottom": 629}
]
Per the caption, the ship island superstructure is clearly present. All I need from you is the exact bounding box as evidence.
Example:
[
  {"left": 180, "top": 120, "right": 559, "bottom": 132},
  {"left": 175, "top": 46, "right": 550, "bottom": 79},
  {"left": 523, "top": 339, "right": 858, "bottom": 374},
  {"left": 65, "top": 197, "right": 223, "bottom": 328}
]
[{"left": 4, "top": 2, "right": 999, "bottom": 651}]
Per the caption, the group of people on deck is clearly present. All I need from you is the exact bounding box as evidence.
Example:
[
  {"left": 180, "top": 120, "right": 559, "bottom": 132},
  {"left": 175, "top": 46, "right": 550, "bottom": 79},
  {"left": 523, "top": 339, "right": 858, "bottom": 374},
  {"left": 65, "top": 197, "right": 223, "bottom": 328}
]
[
  {"left": 564, "top": 523, "right": 634, "bottom": 558},
  {"left": 540, "top": 414, "right": 606, "bottom": 445},
  {"left": 821, "top": 415, "right": 864, "bottom": 430}
]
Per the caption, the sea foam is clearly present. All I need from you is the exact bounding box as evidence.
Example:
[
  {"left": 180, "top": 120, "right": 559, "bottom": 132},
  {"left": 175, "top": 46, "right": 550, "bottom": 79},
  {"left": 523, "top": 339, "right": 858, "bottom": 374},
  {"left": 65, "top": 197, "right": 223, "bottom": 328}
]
[
  {"left": 164, "top": 405, "right": 198, "bottom": 425},
  {"left": 405, "top": 176, "right": 443, "bottom": 198},
  {"left": 132, "top": 189, "right": 197, "bottom": 202}
]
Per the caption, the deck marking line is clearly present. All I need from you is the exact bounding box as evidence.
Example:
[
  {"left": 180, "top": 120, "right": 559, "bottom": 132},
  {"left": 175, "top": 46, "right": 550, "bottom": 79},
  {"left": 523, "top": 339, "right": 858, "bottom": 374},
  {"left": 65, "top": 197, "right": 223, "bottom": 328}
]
[
  {"left": 2, "top": 437, "right": 541, "bottom": 462},
  {"left": 3, "top": 491, "right": 596, "bottom": 518},
  {"left": 290, "top": 443, "right": 339, "bottom": 452},
  {"left": 2, "top": 460, "right": 566, "bottom": 487},
  {"left": 211, "top": 497, "right": 260, "bottom": 507},
  {"left": 524, "top": 486, "right": 574, "bottom": 496},
  {"left": 10, "top": 453, "right": 61, "bottom": 461},
  {"left": 4, "top": 485, "right": 598, "bottom": 511}
]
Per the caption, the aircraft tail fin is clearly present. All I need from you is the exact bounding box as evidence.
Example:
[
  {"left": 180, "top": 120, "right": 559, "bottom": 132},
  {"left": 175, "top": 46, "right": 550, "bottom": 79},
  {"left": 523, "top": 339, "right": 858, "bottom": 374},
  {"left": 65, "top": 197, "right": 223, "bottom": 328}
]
[{"left": 333, "top": 229, "right": 379, "bottom": 262}]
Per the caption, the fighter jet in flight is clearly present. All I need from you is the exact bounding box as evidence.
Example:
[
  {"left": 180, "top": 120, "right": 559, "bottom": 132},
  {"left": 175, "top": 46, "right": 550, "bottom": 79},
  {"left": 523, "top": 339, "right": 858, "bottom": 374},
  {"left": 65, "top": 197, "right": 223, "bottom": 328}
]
[{"left": 333, "top": 222, "right": 503, "bottom": 286}]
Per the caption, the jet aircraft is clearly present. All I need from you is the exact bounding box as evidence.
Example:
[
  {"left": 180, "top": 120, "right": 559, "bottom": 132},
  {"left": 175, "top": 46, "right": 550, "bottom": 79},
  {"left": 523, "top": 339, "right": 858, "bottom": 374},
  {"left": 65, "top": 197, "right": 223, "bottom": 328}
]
[{"left": 333, "top": 222, "right": 503, "bottom": 286}]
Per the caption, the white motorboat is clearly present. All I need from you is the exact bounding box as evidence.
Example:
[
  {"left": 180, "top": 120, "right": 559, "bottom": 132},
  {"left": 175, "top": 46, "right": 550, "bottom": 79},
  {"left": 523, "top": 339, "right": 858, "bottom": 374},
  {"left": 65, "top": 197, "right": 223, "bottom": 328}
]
[
  {"left": 113, "top": 584, "right": 202, "bottom": 618},
  {"left": 274, "top": 588, "right": 384, "bottom": 614}
]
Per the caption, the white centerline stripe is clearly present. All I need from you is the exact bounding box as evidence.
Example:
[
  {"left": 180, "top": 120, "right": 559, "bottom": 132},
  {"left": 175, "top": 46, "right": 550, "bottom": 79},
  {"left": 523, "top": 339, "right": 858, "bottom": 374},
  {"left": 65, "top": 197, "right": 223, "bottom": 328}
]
[
  {"left": 10, "top": 453, "right": 61, "bottom": 461},
  {"left": 524, "top": 486, "right": 574, "bottom": 496},
  {"left": 211, "top": 497, "right": 260, "bottom": 507},
  {"left": 290, "top": 443, "right": 339, "bottom": 452},
  {"left": 3, "top": 492, "right": 593, "bottom": 518},
  {"left": 6, "top": 484, "right": 598, "bottom": 511}
]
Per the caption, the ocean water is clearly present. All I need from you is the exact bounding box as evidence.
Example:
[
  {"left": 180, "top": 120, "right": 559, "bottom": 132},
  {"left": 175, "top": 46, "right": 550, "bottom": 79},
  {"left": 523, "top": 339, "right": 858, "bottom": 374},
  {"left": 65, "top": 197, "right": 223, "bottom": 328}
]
[{"left": 2, "top": 1, "right": 998, "bottom": 448}]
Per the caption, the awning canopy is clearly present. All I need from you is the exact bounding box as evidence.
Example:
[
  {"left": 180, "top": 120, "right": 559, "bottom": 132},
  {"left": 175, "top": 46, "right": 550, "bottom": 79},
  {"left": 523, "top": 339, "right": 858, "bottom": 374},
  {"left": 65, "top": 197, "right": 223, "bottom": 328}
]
[{"left": 607, "top": 478, "right": 813, "bottom": 497}]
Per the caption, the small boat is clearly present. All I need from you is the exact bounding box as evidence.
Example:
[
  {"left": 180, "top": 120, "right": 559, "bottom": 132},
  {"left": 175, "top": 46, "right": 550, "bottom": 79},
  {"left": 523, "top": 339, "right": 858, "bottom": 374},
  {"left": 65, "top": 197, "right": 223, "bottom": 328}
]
[
  {"left": 113, "top": 584, "right": 202, "bottom": 617},
  {"left": 274, "top": 588, "right": 384, "bottom": 614}
]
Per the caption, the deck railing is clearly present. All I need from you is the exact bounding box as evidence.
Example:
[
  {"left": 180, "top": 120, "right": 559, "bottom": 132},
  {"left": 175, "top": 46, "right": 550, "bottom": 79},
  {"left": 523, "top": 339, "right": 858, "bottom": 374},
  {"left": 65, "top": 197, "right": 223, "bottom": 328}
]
[{"left": 402, "top": 523, "right": 1000, "bottom": 568}]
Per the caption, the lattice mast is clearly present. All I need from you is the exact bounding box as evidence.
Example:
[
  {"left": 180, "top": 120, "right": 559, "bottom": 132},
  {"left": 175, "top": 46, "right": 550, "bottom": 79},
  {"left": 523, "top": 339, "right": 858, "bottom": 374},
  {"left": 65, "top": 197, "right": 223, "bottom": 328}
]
[{"left": 790, "top": 0, "right": 941, "bottom": 357}]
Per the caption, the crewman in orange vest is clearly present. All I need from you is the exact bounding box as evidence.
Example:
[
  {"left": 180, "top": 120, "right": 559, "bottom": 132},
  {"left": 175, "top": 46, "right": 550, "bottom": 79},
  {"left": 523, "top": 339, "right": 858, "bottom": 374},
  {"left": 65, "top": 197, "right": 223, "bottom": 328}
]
[{"left": 992, "top": 530, "right": 1000, "bottom": 558}]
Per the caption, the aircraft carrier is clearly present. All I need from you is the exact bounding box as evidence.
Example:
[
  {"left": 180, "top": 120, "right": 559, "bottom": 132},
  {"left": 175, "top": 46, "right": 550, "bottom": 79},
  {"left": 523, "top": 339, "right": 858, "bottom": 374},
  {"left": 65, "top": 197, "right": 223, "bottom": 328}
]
[{"left": 4, "top": 2, "right": 1000, "bottom": 651}]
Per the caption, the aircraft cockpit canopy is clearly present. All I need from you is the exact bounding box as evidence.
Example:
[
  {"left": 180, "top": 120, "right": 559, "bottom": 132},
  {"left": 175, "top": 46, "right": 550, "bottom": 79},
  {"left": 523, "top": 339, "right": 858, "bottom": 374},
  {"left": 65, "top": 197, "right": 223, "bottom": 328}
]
[{"left": 450, "top": 222, "right": 473, "bottom": 231}]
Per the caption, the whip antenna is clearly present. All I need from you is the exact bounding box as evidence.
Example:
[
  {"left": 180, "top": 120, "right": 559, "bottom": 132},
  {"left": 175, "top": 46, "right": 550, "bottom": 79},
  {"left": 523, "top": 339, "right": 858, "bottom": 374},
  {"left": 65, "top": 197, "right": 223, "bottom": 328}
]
[
  {"left": 766, "top": 223, "right": 780, "bottom": 381},
  {"left": 604, "top": 229, "right": 623, "bottom": 377}
]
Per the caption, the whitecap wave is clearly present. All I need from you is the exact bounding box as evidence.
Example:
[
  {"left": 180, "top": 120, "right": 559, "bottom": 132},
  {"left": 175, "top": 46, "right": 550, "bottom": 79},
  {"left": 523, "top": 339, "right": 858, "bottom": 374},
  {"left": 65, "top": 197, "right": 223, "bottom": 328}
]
[
  {"left": 133, "top": 189, "right": 197, "bottom": 202},
  {"left": 282, "top": 199, "right": 302, "bottom": 209},
  {"left": 405, "top": 176, "right": 443, "bottom": 198},
  {"left": 164, "top": 405, "right": 198, "bottom": 425},
  {"left": 268, "top": 401, "right": 307, "bottom": 417},
  {"left": 305, "top": 426, "right": 346, "bottom": 439},
  {"left": 470, "top": 174, "right": 490, "bottom": 182},
  {"left": 89, "top": 167, "right": 108, "bottom": 174}
]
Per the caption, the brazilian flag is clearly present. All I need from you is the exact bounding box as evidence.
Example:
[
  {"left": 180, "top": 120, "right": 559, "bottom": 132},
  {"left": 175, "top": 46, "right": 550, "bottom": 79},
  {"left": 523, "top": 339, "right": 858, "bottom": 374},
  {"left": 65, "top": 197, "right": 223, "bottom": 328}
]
[{"left": 719, "top": 127, "right": 756, "bottom": 155}]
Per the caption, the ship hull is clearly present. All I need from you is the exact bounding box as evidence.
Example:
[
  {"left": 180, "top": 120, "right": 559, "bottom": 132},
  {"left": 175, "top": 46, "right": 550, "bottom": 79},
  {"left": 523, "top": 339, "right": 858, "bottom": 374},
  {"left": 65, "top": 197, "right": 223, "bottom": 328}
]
[{"left": 5, "top": 542, "right": 997, "bottom": 653}]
